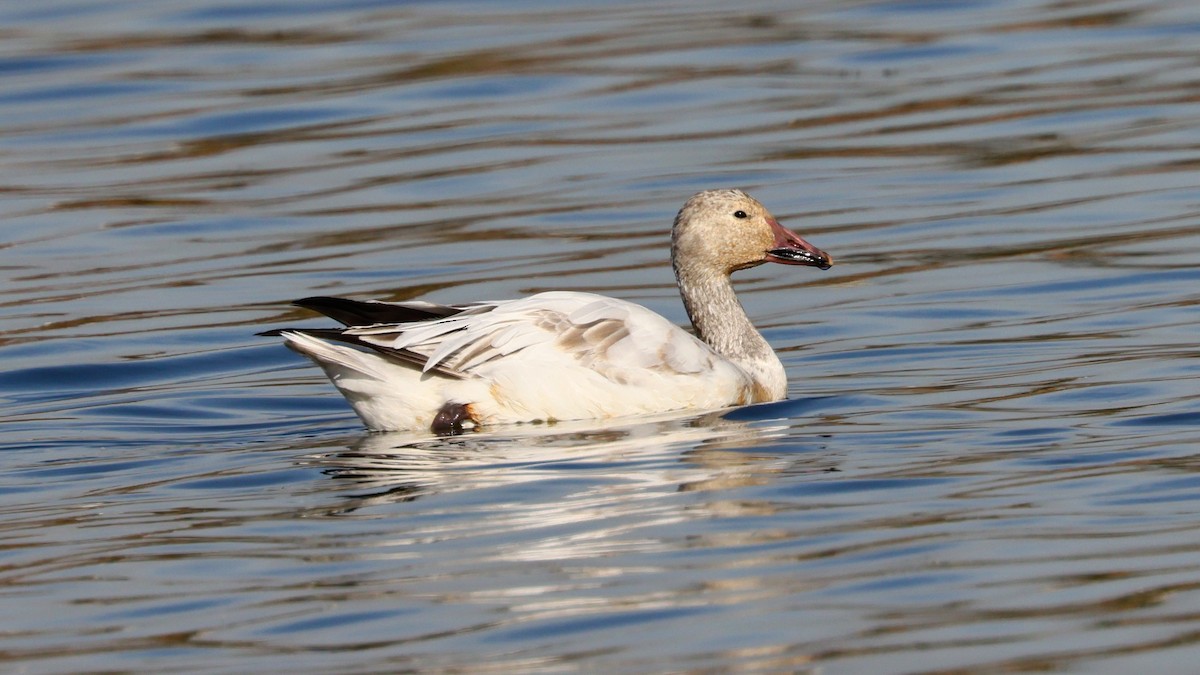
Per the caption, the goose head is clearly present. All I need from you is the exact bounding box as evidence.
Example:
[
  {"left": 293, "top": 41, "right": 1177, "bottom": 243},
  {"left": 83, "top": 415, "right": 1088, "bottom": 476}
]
[{"left": 671, "top": 189, "right": 832, "bottom": 276}]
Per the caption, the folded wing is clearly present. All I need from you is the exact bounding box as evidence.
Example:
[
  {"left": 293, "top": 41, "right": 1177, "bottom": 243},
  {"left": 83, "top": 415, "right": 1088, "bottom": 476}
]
[{"left": 345, "top": 291, "right": 722, "bottom": 383}]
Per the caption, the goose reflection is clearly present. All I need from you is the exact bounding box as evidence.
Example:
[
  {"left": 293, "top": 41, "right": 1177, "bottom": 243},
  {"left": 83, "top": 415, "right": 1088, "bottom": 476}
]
[{"left": 301, "top": 399, "right": 835, "bottom": 513}]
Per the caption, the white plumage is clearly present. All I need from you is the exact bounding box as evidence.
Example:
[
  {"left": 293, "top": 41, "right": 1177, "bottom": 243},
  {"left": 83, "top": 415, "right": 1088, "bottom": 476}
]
[{"left": 267, "top": 189, "right": 832, "bottom": 432}]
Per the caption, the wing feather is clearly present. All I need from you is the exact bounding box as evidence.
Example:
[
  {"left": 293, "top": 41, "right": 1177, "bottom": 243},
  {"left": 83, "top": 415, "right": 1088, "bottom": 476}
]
[
  {"left": 281, "top": 291, "right": 724, "bottom": 387},
  {"left": 353, "top": 292, "right": 716, "bottom": 379}
]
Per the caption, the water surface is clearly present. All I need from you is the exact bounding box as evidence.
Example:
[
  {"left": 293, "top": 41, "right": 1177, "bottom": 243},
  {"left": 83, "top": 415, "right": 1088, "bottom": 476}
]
[{"left": 3, "top": 0, "right": 1200, "bottom": 671}]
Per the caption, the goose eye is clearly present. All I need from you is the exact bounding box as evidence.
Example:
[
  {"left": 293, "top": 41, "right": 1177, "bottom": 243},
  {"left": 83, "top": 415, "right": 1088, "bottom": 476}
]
[{"left": 733, "top": 210, "right": 748, "bottom": 219}]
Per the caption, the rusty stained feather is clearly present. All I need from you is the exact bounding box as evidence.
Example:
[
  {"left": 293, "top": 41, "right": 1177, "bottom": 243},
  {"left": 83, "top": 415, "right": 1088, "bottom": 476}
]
[
  {"left": 730, "top": 380, "right": 774, "bottom": 407},
  {"left": 750, "top": 380, "right": 774, "bottom": 403}
]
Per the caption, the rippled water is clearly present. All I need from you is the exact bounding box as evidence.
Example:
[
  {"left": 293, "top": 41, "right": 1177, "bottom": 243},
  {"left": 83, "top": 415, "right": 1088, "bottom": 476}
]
[{"left": 3, "top": 0, "right": 1200, "bottom": 671}]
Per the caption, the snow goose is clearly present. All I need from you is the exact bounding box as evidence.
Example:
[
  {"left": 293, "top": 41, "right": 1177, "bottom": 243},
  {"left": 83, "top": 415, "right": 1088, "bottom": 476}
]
[{"left": 264, "top": 189, "right": 832, "bottom": 433}]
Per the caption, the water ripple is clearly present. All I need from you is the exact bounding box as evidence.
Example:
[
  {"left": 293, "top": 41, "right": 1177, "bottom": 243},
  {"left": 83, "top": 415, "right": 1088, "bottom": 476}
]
[{"left": 2, "top": 0, "right": 1200, "bottom": 672}]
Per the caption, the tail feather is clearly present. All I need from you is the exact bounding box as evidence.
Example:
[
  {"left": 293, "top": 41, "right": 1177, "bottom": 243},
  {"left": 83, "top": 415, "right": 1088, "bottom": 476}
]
[
  {"left": 280, "top": 331, "right": 445, "bottom": 430},
  {"left": 268, "top": 328, "right": 464, "bottom": 379},
  {"left": 281, "top": 331, "right": 383, "bottom": 378}
]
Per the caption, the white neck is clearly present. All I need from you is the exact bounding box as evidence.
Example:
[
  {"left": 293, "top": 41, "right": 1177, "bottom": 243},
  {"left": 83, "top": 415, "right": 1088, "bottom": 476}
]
[{"left": 673, "top": 260, "right": 787, "bottom": 400}]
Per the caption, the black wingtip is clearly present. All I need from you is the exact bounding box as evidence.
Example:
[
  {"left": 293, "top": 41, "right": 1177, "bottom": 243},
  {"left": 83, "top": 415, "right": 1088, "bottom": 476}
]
[
  {"left": 291, "top": 295, "right": 464, "bottom": 326},
  {"left": 292, "top": 296, "right": 355, "bottom": 323},
  {"left": 292, "top": 296, "right": 333, "bottom": 310}
]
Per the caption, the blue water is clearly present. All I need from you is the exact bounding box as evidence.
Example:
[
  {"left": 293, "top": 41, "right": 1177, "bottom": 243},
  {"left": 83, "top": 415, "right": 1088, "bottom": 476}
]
[{"left": 3, "top": 0, "right": 1200, "bottom": 671}]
